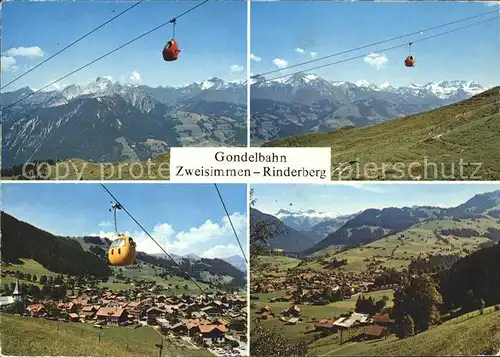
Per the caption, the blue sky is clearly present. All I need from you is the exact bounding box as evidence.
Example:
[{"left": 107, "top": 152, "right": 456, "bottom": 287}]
[
  {"left": 2, "top": 183, "right": 248, "bottom": 259},
  {"left": 252, "top": 183, "right": 500, "bottom": 216},
  {"left": 1, "top": 0, "right": 246, "bottom": 91},
  {"left": 251, "top": 1, "right": 500, "bottom": 87}
]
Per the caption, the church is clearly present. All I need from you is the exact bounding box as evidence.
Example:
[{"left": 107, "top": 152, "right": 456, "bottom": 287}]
[{"left": 0, "top": 279, "right": 23, "bottom": 310}]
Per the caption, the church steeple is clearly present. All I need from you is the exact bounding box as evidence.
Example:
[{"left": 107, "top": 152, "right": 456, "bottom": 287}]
[{"left": 13, "top": 278, "right": 21, "bottom": 301}]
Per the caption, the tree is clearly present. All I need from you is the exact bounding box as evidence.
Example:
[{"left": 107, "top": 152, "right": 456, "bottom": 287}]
[
  {"left": 249, "top": 189, "right": 288, "bottom": 268},
  {"left": 374, "top": 298, "right": 387, "bottom": 313},
  {"left": 393, "top": 274, "right": 443, "bottom": 335},
  {"left": 395, "top": 315, "right": 415, "bottom": 338},
  {"left": 251, "top": 324, "right": 307, "bottom": 357}
]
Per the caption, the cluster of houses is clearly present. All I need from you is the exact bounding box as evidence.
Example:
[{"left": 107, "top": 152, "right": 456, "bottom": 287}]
[
  {"left": 252, "top": 269, "right": 389, "bottom": 305},
  {"left": 257, "top": 303, "right": 394, "bottom": 341},
  {"left": 314, "top": 311, "right": 394, "bottom": 340},
  {"left": 4, "top": 279, "right": 248, "bottom": 351}
]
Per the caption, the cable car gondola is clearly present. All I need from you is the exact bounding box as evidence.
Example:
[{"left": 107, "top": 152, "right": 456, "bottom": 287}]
[
  {"left": 107, "top": 202, "right": 136, "bottom": 266},
  {"left": 108, "top": 233, "right": 136, "bottom": 266},
  {"left": 162, "top": 18, "right": 180, "bottom": 62},
  {"left": 405, "top": 42, "right": 416, "bottom": 67}
]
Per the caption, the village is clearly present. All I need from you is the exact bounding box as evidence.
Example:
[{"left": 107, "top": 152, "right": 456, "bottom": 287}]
[
  {"left": 1, "top": 276, "right": 248, "bottom": 356},
  {"left": 250, "top": 262, "right": 397, "bottom": 344},
  {"left": 252, "top": 267, "right": 395, "bottom": 301}
]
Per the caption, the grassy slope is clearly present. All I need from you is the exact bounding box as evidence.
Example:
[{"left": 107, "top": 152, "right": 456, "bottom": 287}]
[
  {"left": 113, "top": 264, "right": 213, "bottom": 295},
  {"left": 1, "top": 258, "right": 212, "bottom": 294},
  {"left": 255, "top": 256, "right": 302, "bottom": 277},
  {"left": 335, "top": 308, "right": 500, "bottom": 356},
  {"left": 3, "top": 154, "right": 170, "bottom": 180},
  {"left": 264, "top": 87, "right": 500, "bottom": 180},
  {"left": 0, "top": 313, "right": 213, "bottom": 357},
  {"left": 305, "top": 218, "right": 497, "bottom": 272}
]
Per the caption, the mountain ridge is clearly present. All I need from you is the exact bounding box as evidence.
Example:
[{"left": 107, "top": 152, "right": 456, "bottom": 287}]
[
  {"left": 2, "top": 77, "right": 246, "bottom": 168},
  {"left": 306, "top": 189, "right": 500, "bottom": 256},
  {"left": 250, "top": 72, "right": 490, "bottom": 144},
  {"left": 263, "top": 86, "right": 500, "bottom": 180}
]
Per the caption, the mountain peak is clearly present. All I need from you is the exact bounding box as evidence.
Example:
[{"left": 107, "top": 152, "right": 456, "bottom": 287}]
[
  {"left": 355, "top": 80, "right": 370, "bottom": 87},
  {"left": 284, "top": 72, "right": 319, "bottom": 86}
]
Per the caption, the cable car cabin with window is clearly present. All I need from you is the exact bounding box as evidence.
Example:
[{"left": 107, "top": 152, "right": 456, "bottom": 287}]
[
  {"left": 162, "top": 18, "right": 180, "bottom": 62},
  {"left": 405, "top": 43, "right": 415, "bottom": 67},
  {"left": 108, "top": 234, "right": 136, "bottom": 266},
  {"left": 163, "top": 39, "right": 180, "bottom": 62},
  {"left": 405, "top": 55, "right": 415, "bottom": 67}
]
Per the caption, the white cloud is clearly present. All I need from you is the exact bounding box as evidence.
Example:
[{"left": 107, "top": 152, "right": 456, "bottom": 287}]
[
  {"left": 202, "top": 244, "right": 242, "bottom": 259},
  {"left": 1, "top": 56, "right": 18, "bottom": 72},
  {"left": 98, "top": 221, "right": 112, "bottom": 228},
  {"left": 230, "top": 64, "right": 244, "bottom": 74},
  {"left": 272, "top": 58, "right": 288, "bottom": 69},
  {"left": 310, "top": 52, "right": 318, "bottom": 59},
  {"left": 485, "top": 1, "right": 500, "bottom": 6},
  {"left": 295, "top": 47, "right": 305, "bottom": 54},
  {"left": 129, "top": 71, "right": 141, "bottom": 83},
  {"left": 250, "top": 53, "right": 262, "bottom": 62},
  {"left": 342, "top": 182, "right": 385, "bottom": 193},
  {"left": 363, "top": 52, "right": 388, "bottom": 70},
  {"left": 103, "top": 76, "right": 113, "bottom": 81},
  {"left": 91, "top": 213, "right": 247, "bottom": 257},
  {"left": 6, "top": 46, "right": 45, "bottom": 57}
]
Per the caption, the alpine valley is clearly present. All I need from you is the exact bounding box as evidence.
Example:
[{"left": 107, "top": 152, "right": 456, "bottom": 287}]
[
  {"left": 250, "top": 187, "right": 500, "bottom": 356},
  {"left": 2, "top": 77, "right": 246, "bottom": 169},
  {"left": 250, "top": 73, "right": 488, "bottom": 144}
]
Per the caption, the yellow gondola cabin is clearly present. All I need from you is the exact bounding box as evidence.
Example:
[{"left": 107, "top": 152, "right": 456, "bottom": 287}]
[{"left": 108, "top": 234, "right": 136, "bottom": 266}]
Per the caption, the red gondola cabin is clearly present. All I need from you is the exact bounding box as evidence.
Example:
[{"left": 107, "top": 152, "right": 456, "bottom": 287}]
[
  {"left": 163, "top": 39, "right": 180, "bottom": 62},
  {"left": 405, "top": 55, "right": 415, "bottom": 67}
]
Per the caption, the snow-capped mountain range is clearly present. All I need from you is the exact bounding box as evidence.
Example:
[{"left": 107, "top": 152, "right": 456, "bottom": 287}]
[
  {"left": 250, "top": 72, "right": 489, "bottom": 144},
  {"left": 252, "top": 72, "right": 486, "bottom": 101},
  {"left": 2, "top": 77, "right": 247, "bottom": 168},
  {"left": 275, "top": 209, "right": 342, "bottom": 230},
  {"left": 4, "top": 76, "right": 246, "bottom": 111}
]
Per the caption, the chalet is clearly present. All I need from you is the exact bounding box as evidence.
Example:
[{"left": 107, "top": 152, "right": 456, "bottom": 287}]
[
  {"left": 167, "top": 322, "right": 188, "bottom": 335},
  {"left": 57, "top": 302, "right": 77, "bottom": 312},
  {"left": 95, "top": 307, "right": 128, "bottom": 326},
  {"left": 261, "top": 311, "right": 271, "bottom": 319},
  {"left": 125, "top": 301, "right": 144, "bottom": 320},
  {"left": 200, "top": 305, "right": 223, "bottom": 315},
  {"left": 146, "top": 307, "right": 165, "bottom": 325},
  {"left": 195, "top": 325, "right": 227, "bottom": 346},
  {"left": 229, "top": 316, "right": 246, "bottom": 331},
  {"left": 314, "top": 318, "right": 336, "bottom": 332},
  {"left": 80, "top": 305, "right": 98, "bottom": 320},
  {"left": 260, "top": 306, "right": 271, "bottom": 314},
  {"left": 26, "top": 304, "right": 44, "bottom": 317},
  {"left": 363, "top": 325, "right": 386, "bottom": 340},
  {"left": 282, "top": 305, "right": 301, "bottom": 317},
  {"left": 373, "top": 313, "right": 394, "bottom": 325},
  {"left": 68, "top": 313, "right": 80, "bottom": 322}
]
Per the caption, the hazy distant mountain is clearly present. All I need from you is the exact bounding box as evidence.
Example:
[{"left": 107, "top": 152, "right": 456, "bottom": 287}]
[
  {"left": 250, "top": 73, "right": 487, "bottom": 144},
  {"left": 2, "top": 77, "right": 246, "bottom": 168},
  {"left": 251, "top": 207, "right": 315, "bottom": 252},
  {"left": 223, "top": 255, "right": 247, "bottom": 273},
  {"left": 305, "top": 212, "right": 361, "bottom": 244}
]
